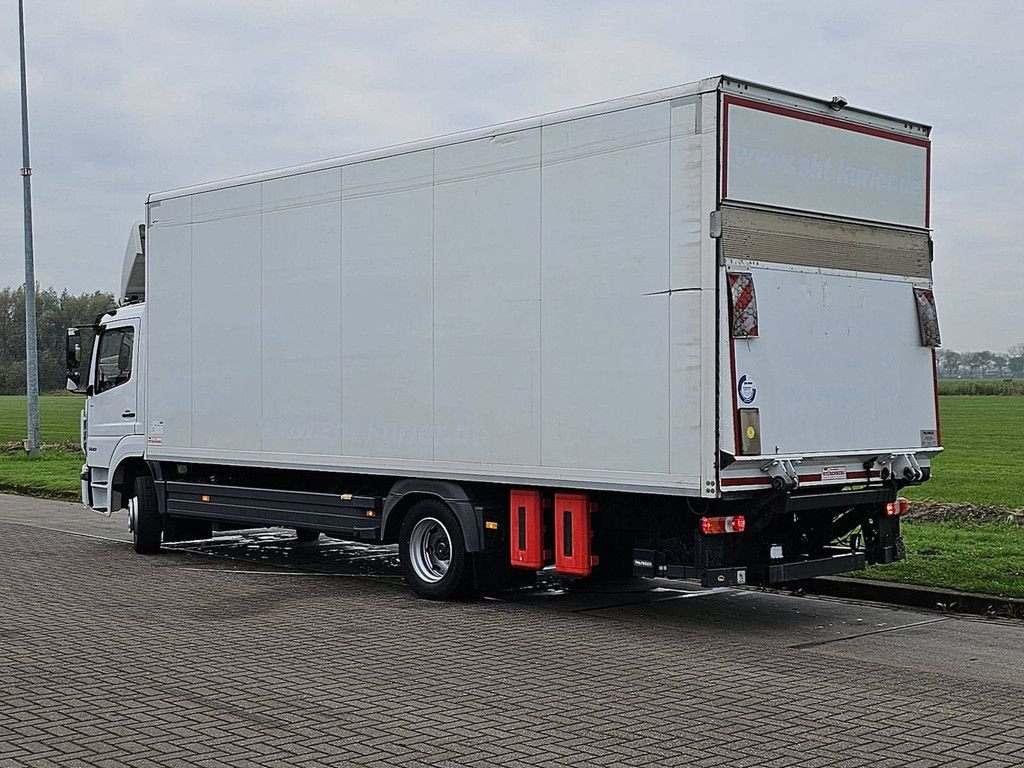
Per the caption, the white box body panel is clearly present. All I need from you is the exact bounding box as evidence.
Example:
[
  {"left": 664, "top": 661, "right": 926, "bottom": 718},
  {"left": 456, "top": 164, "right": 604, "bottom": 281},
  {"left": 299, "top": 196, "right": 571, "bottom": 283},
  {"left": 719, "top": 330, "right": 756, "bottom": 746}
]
[
  {"left": 724, "top": 100, "right": 928, "bottom": 227},
  {"left": 726, "top": 263, "right": 937, "bottom": 454},
  {"left": 145, "top": 84, "right": 717, "bottom": 496}
]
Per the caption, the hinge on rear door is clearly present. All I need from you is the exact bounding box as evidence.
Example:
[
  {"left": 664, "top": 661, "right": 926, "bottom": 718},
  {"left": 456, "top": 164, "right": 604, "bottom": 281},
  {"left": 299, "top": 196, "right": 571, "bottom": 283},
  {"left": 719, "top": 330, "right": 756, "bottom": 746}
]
[
  {"left": 762, "top": 458, "right": 801, "bottom": 491},
  {"left": 875, "top": 453, "right": 924, "bottom": 482}
]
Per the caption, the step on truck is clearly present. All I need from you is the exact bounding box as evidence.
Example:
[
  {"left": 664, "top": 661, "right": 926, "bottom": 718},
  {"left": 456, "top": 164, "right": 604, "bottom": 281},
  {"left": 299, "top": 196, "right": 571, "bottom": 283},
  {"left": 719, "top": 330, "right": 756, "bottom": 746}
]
[{"left": 67, "top": 75, "right": 941, "bottom": 599}]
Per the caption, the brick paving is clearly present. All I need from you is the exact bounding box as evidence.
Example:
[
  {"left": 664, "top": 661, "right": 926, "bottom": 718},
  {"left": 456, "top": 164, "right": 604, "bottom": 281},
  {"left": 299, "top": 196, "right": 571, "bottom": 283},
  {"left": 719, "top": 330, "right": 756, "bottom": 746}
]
[{"left": 1, "top": 521, "right": 1023, "bottom": 767}]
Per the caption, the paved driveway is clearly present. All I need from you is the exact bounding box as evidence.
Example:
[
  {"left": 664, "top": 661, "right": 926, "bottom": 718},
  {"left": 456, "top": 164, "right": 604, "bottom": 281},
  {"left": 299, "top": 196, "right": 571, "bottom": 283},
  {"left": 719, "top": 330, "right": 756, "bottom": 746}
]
[{"left": 1, "top": 493, "right": 1023, "bottom": 767}]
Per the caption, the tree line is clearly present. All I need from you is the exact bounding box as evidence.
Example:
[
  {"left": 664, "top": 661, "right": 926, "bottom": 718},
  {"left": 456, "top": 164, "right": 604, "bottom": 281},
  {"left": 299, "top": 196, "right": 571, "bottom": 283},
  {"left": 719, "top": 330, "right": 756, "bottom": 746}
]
[
  {"left": 936, "top": 346, "right": 1024, "bottom": 379},
  {"left": 0, "top": 286, "right": 115, "bottom": 394}
]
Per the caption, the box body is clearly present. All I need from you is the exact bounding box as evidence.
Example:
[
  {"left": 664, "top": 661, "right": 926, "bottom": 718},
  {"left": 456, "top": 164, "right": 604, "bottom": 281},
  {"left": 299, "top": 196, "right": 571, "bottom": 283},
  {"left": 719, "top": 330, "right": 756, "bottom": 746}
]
[{"left": 145, "top": 79, "right": 720, "bottom": 496}]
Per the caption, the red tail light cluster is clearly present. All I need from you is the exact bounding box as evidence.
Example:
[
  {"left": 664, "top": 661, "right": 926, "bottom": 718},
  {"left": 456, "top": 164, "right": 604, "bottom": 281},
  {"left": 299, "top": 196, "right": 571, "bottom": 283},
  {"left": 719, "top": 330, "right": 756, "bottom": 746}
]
[
  {"left": 700, "top": 515, "right": 746, "bottom": 535},
  {"left": 885, "top": 497, "right": 911, "bottom": 517}
]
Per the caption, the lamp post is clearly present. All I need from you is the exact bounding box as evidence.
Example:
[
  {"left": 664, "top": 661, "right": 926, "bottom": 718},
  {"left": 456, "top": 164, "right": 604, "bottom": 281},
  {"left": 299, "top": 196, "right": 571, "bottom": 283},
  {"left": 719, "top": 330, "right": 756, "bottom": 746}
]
[{"left": 19, "top": 0, "right": 41, "bottom": 458}]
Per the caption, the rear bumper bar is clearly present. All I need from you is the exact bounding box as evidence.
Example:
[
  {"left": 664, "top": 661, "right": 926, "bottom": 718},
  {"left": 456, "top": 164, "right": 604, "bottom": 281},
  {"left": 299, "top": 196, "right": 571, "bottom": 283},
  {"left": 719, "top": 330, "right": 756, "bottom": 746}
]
[
  {"left": 633, "top": 548, "right": 867, "bottom": 586},
  {"left": 764, "top": 551, "right": 865, "bottom": 582}
]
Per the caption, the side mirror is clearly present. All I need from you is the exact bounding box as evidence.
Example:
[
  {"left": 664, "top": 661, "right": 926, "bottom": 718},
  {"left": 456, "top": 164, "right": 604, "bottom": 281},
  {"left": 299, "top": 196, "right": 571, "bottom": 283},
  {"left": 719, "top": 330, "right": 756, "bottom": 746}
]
[
  {"left": 65, "top": 327, "right": 83, "bottom": 393},
  {"left": 66, "top": 327, "right": 82, "bottom": 368}
]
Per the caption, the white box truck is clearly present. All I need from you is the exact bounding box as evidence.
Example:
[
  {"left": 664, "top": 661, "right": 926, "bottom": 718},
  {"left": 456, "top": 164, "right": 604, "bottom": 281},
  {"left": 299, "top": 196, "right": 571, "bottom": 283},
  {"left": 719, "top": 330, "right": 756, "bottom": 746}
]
[{"left": 68, "top": 75, "right": 941, "bottom": 598}]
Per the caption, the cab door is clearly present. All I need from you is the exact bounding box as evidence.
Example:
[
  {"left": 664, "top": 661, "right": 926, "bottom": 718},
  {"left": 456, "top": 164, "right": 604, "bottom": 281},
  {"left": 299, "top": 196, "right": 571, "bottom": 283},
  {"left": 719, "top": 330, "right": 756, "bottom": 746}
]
[{"left": 86, "top": 321, "right": 140, "bottom": 475}]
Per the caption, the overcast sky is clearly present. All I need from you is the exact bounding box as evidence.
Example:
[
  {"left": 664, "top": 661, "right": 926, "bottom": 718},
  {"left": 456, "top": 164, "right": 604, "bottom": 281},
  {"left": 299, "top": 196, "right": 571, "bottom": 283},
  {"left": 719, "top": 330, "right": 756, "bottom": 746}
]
[{"left": 2, "top": 0, "right": 1022, "bottom": 351}]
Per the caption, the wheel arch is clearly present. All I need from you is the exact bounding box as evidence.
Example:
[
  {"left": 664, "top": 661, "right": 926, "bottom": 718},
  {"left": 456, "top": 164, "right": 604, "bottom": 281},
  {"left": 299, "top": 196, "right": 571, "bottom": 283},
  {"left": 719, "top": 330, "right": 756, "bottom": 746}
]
[
  {"left": 382, "top": 479, "right": 483, "bottom": 552},
  {"left": 109, "top": 451, "right": 150, "bottom": 512}
]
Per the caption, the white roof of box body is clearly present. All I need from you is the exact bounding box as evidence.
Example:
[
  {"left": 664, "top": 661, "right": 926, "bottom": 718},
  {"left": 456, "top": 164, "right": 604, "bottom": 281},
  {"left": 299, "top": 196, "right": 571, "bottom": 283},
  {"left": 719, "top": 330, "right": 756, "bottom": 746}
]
[{"left": 149, "top": 75, "right": 930, "bottom": 204}]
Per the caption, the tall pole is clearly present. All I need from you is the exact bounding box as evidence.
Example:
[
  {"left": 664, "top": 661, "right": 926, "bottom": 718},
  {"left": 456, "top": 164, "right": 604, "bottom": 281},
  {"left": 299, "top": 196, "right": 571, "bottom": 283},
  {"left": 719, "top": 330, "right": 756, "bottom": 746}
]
[{"left": 19, "top": 0, "right": 41, "bottom": 457}]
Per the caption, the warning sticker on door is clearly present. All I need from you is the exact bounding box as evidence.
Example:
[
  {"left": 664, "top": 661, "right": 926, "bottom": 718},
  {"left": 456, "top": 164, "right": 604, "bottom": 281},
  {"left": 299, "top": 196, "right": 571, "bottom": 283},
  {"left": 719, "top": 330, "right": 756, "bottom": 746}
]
[
  {"left": 148, "top": 420, "right": 164, "bottom": 447},
  {"left": 737, "top": 375, "right": 757, "bottom": 405}
]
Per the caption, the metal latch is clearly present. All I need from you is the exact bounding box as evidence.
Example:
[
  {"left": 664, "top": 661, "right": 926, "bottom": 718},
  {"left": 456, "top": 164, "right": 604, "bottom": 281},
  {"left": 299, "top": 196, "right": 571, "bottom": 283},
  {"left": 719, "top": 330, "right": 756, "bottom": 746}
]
[
  {"left": 761, "top": 458, "right": 801, "bottom": 491},
  {"left": 875, "top": 453, "right": 924, "bottom": 482},
  {"left": 710, "top": 210, "right": 722, "bottom": 239}
]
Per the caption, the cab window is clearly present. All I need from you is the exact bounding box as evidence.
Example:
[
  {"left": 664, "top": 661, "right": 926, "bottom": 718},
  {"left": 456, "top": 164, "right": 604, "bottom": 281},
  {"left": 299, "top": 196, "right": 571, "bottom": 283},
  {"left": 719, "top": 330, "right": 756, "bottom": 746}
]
[{"left": 94, "top": 327, "right": 134, "bottom": 394}]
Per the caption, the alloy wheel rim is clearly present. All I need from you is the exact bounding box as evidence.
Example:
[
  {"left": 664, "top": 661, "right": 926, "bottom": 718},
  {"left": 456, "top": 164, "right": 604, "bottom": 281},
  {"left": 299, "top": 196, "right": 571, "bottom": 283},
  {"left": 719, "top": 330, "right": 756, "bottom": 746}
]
[{"left": 408, "top": 517, "right": 452, "bottom": 583}]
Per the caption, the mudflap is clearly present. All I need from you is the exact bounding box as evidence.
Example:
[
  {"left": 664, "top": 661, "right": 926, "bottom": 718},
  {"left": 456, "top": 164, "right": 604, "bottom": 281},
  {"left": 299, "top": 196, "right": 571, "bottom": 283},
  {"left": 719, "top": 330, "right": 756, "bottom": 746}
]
[{"left": 474, "top": 504, "right": 536, "bottom": 593}]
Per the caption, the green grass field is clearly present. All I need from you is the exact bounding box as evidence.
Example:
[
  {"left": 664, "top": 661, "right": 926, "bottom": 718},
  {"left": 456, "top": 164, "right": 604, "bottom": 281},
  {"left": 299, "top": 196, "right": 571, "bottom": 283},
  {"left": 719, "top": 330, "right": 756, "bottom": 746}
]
[
  {"left": 0, "top": 449, "right": 82, "bottom": 500},
  {"left": 0, "top": 394, "right": 83, "bottom": 446},
  {"left": 0, "top": 395, "right": 84, "bottom": 501},
  {"left": 903, "top": 396, "right": 1024, "bottom": 508}
]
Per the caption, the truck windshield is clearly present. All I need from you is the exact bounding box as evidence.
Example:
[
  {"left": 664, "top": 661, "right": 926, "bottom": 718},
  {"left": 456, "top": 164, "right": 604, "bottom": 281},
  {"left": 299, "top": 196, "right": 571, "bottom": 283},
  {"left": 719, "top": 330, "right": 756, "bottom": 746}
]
[{"left": 95, "top": 327, "right": 134, "bottom": 394}]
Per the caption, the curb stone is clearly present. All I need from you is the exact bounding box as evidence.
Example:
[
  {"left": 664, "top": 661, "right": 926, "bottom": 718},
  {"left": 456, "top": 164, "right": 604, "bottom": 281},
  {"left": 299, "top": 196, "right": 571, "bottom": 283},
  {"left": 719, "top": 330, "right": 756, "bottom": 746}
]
[{"left": 801, "top": 575, "right": 1024, "bottom": 619}]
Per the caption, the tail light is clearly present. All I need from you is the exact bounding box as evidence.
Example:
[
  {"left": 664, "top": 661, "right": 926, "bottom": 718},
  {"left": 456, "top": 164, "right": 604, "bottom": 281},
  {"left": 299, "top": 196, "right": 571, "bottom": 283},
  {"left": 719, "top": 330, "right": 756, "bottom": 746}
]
[
  {"left": 701, "top": 515, "right": 746, "bottom": 534},
  {"left": 885, "top": 497, "right": 910, "bottom": 517},
  {"left": 913, "top": 287, "right": 940, "bottom": 347},
  {"left": 727, "top": 272, "right": 758, "bottom": 339}
]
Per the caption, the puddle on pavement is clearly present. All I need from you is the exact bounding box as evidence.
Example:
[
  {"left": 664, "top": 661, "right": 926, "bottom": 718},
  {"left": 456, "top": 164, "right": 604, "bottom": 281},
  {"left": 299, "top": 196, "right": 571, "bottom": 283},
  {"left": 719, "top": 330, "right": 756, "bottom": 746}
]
[{"left": 164, "top": 529, "right": 402, "bottom": 577}]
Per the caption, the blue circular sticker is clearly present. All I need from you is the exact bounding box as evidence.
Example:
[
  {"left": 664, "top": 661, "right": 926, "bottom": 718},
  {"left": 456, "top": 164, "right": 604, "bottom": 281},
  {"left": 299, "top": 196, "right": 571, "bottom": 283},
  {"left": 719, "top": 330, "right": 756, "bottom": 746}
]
[{"left": 737, "top": 375, "right": 757, "bottom": 405}]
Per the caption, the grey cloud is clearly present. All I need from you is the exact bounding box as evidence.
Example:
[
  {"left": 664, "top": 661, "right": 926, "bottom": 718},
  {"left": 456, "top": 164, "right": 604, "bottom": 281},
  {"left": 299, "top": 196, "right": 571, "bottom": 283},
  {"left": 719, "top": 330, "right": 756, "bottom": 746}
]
[{"left": 1, "top": 0, "right": 1022, "bottom": 349}]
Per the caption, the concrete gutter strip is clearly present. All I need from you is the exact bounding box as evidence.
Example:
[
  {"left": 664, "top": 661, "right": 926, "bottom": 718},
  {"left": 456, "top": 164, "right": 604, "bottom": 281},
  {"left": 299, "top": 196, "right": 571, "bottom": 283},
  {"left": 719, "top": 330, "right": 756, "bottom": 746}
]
[{"left": 803, "top": 576, "right": 1024, "bottom": 618}]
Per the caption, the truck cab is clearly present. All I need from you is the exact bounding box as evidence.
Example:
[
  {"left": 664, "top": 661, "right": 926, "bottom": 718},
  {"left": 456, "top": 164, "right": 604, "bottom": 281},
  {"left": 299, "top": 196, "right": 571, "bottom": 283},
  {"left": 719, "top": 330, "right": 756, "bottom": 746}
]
[{"left": 68, "top": 224, "right": 148, "bottom": 516}]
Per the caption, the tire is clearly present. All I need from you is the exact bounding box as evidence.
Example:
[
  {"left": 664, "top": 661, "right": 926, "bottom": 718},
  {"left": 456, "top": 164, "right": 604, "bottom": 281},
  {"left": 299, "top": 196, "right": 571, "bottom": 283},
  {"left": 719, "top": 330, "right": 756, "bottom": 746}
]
[
  {"left": 131, "top": 474, "right": 162, "bottom": 554},
  {"left": 398, "top": 499, "right": 474, "bottom": 600},
  {"left": 295, "top": 527, "right": 320, "bottom": 544}
]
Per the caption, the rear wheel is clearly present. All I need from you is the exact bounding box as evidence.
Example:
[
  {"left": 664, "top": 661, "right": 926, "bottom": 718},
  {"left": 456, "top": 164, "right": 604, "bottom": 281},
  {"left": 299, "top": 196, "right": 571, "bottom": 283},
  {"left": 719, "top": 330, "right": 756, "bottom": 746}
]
[
  {"left": 130, "top": 475, "right": 162, "bottom": 554},
  {"left": 399, "top": 500, "right": 473, "bottom": 600}
]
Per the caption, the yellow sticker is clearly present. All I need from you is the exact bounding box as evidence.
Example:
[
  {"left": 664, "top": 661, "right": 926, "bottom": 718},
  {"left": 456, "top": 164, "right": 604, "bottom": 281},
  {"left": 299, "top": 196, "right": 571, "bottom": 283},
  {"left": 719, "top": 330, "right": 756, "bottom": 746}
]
[{"left": 745, "top": 426, "right": 756, "bottom": 439}]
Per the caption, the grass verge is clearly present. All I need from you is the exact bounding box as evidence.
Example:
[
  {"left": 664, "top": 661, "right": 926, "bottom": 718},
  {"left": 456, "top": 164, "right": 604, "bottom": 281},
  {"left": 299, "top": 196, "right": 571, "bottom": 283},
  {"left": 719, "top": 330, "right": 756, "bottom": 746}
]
[
  {"left": 0, "top": 396, "right": 83, "bottom": 501},
  {"left": 862, "top": 520, "right": 1024, "bottom": 599},
  {"left": 0, "top": 448, "right": 83, "bottom": 501}
]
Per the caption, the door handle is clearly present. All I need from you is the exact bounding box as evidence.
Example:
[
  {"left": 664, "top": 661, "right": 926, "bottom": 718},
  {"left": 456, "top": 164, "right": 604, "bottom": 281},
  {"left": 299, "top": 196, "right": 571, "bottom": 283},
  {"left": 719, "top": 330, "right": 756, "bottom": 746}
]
[{"left": 122, "top": 411, "right": 136, "bottom": 419}]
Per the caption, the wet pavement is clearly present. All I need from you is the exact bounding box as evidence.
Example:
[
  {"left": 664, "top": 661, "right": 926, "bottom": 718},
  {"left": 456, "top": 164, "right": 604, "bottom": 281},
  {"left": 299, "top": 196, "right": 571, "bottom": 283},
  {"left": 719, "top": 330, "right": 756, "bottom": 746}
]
[{"left": 2, "top": 492, "right": 1024, "bottom": 767}]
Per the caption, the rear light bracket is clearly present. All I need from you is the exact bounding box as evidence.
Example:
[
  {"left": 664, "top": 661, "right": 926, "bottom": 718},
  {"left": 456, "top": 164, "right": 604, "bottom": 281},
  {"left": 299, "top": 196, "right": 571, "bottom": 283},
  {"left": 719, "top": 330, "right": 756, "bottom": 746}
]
[{"left": 761, "top": 458, "right": 801, "bottom": 491}]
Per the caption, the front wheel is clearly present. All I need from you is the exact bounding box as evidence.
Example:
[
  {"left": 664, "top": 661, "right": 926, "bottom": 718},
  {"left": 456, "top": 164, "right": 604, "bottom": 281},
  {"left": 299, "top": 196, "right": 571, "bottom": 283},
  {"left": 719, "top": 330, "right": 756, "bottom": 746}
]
[
  {"left": 130, "top": 474, "right": 162, "bottom": 554},
  {"left": 399, "top": 500, "right": 473, "bottom": 600}
]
